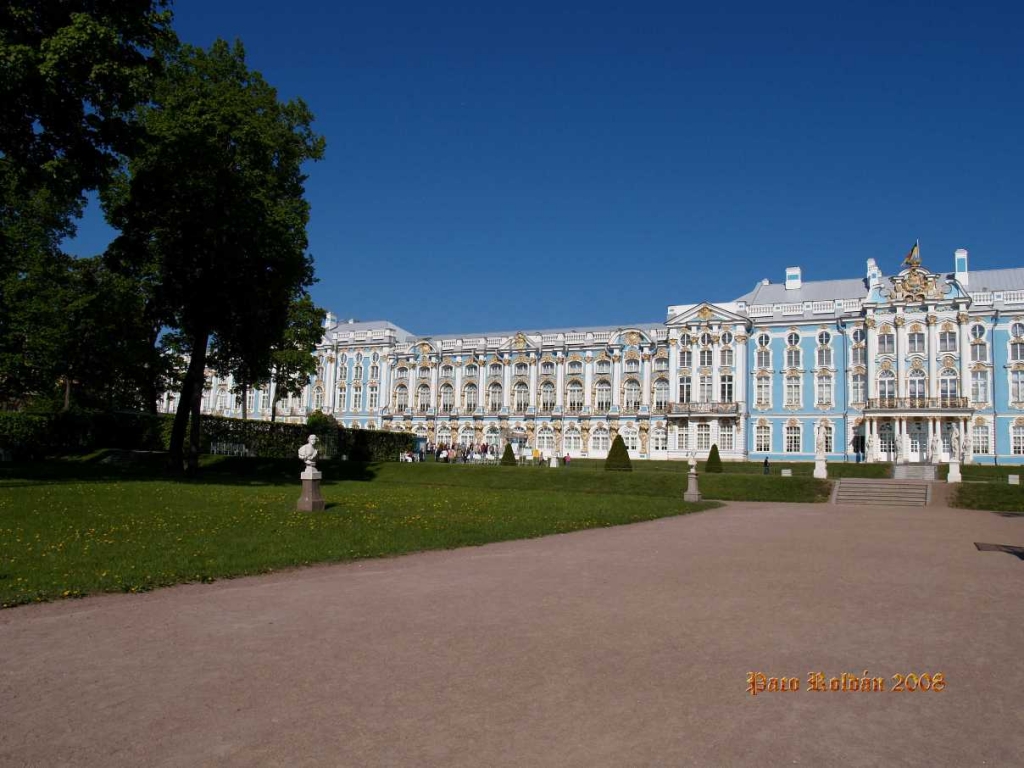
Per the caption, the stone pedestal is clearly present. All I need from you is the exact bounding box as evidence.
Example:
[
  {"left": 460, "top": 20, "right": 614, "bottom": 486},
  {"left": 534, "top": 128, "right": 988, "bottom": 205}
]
[
  {"left": 813, "top": 458, "right": 827, "bottom": 479},
  {"left": 683, "top": 470, "right": 702, "bottom": 502},
  {"left": 947, "top": 460, "right": 961, "bottom": 484},
  {"left": 549, "top": 456, "right": 558, "bottom": 468},
  {"left": 297, "top": 467, "right": 325, "bottom": 511}
]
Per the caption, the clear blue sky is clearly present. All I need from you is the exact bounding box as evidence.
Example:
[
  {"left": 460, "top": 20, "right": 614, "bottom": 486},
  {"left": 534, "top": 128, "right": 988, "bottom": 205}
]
[{"left": 66, "top": 0, "right": 1024, "bottom": 335}]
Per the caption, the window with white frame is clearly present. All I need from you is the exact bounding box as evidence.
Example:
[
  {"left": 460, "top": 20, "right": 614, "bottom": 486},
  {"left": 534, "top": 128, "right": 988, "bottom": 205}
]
[
  {"left": 654, "top": 379, "right": 669, "bottom": 409},
  {"left": 591, "top": 427, "right": 610, "bottom": 452},
  {"left": 719, "top": 422, "right": 734, "bottom": 451},
  {"left": 756, "top": 376, "right": 770, "bottom": 407},
  {"left": 679, "top": 333, "right": 692, "bottom": 347},
  {"left": 679, "top": 349, "right": 692, "bottom": 367},
  {"left": 939, "top": 331, "right": 957, "bottom": 352},
  {"left": 466, "top": 364, "right": 478, "bottom": 378},
  {"left": 654, "top": 357, "right": 668, "bottom": 372},
  {"left": 720, "top": 374, "right": 733, "bottom": 403},
  {"left": 973, "top": 425, "right": 990, "bottom": 454},
  {"left": 514, "top": 383, "right": 530, "bottom": 411},
  {"left": 719, "top": 347, "right": 733, "bottom": 367},
  {"left": 699, "top": 349, "right": 713, "bottom": 367},
  {"left": 419, "top": 366, "right": 431, "bottom": 379},
  {"left": 595, "top": 381, "right": 611, "bottom": 411},
  {"left": 370, "top": 364, "right": 379, "bottom": 379},
  {"left": 756, "top": 345, "right": 771, "bottom": 370},
  {"left": 699, "top": 375, "right": 713, "bottom": 402},
  {"left": 1013, "top": 370, "right": 1024, "bottom": 402},
  {"left": 852, "top": 328, "right": 865, "bottom": 343},
  {"left": 397, "top": 367, "right": 408, "bottom": 379},
  {"left": 878, "top": 332, "right": 895, "bottom": 354},
  {"left": 485, "top": 427, "right": 500, "bottom": 449},
  {"left": 540, "top": 382, "right": 556, "bottom": 411},
  {"left": 623, "top": 380, "right": 641, "bottom": 410},
  {"left": 564, "top": 429, "right": 582, "bottom": 452},
  {"left": 537, "top": 427, "right": 555, "bottom": 451},
  {"left": 439, "top": 384, "right": 454, "bottom": 413},
  {"left": 514, "top": 363, "right": 528, "bottom": 377},
  {"left": 785, "top": 375, "right": 801, "bottom": 407},
  {"left": 621, "top": 429, "right": 639, "bottom": 451},
  {"left": 246, "top": 389, "right": 255, "bottom": 413},
  {"left": 354, "top": 364, "right": 363, "bottom": 379},
  {"left": 625, "top": 359, "right": 640, "bottom": 374},
  {"left": 700, "top": 333, "right": 712, "bottom": 346},
  {"left": 787, "top": 332, "right": 800, "bottom": 347},
  {"left": 368, "top": 385, "right": 378, "bottom": 410},
  {"left": 878, "top": 370, "right": 896, "bottom": 401},
  {"left": 676, "top": 424, "right": 690, "bottom": 450},
  {"left": 440, "top": 365, "right": 453, "bottom": 379},
  {"left": 816, "top": 374, "right": 832, "bottom": 407},
  {"left": 816, "top": 343, "right": 832, "bottom": 368},
  {"left": 393, "top": 385, "right": 406, "bottom": 411},
  {"left": 852, "top": 346, "right": 866, "bottom": 365},
  {"left": 822, "top": 424, "right": 833, "bottom": 453},
  {"left": 722, "top": 331, "right": 733, "bottom": 344},
  {"left": 541, "top": 361, "right": 554, "bottom": 375},
  {"left": 464, "top": 383, "right": 478, "bottom": 410},
  {"left": 352, "top": 386, "right": 363, "bottom": 411},
  {"left": 679, "top": 378, "right": 692, "bottom": 403},
  {"left": 216, "top": 388, "right": 228, "bottom": 410},
  {"left": 488, "top": 383, "right": 502, "bottom": 412},
  {"left": 596, "top": 359, "right": 611, "bottom": 374},
  {"left": 568, "top": 361, "right": 583, "bottom": 375},
  {"left": 908, "top": 332, "right": 925, "bottom": 353},
  {"left": 971, "top": 341, "right": 988, "bottom": 362},
  {"left": 417, "top": 385, "right": 430, "bottom": 411},
  {"left": 567, "top": 382, "right": 584, "bottom": 412},
  {"left": 939, "top": 370, "right": 958, "bottom": 402},
  {"left": 1014, "top": 425, "right": 1024, "bottom": 455},
  {"left": 785, "top": 425, "right": 801, "bottom": 453},
  {"left": 756, "top": 424, "right": 771, "bottom": 452},
  {"left": 1013, "top": 322, "right": 1024, "bottom": 338},
  {"left": 908, "top": 370, "right": 926, "bottom": 401},
  {"left": 696, "top": 423, "right": 711, "bottom": 451},
  {"left": 851, "top": 373, "right": 866, "bottom": 403},
  {"left": 1011, "top": 342, "right": 1024, "bottom": 361},
  {"left": 489, "top": 363, "right": 503, "bottom": 377},
  {"left": 652, "top": 429, "right": 667, "bottom": 451},
  {"left": 971, "top": 371, "right": 989, "bottom": 404},
  {"left": 786, "top": 346, "right": 802, "bottom": 369}
]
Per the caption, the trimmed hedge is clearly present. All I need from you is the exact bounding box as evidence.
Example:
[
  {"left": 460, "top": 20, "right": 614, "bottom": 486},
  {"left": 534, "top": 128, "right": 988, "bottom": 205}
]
[
  {"left": 705, "top": 444, "right": 723, "bottom": 473},
  {"left": 500, "top": 443, "right": 517, "bottom": 466},
  {"left": 0, "top": 410, "right": 413, "bottom": 463},
  {"left": 604, "top": 434, "right": 632, "bottom": 472}
]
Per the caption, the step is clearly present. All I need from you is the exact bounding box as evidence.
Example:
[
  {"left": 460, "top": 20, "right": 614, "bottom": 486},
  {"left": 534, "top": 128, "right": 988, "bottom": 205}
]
[{"left": 832, "top": 479, "right": 930, "bottom": 506}]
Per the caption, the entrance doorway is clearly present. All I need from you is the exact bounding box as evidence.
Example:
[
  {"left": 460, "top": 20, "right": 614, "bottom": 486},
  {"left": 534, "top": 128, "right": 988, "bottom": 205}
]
[{"left": 908, "top": 420, "right": 926, "bottom": 462}]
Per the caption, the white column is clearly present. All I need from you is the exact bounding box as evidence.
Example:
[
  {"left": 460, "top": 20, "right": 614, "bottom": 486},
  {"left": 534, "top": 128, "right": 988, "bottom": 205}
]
[
  {"left": 584, "top": 356, "right": 593, "bottom": 407},
  {"left": 735, "top": 333, "right": 746, "bottom": 405},
  {"left": 959, "top": 316, "right": 971, "bottom": 402},
  {"left": 668, "top": 337, "right": 679, "bottom": 402},
  {"left": 556, "top": 354, "right": 565, "bottom": 407},
  {"left": 454, "top": 360, "right": 463, "bottom": 413},
  {"left": 529, "top": 353, "right": 538, "bottom": 408},
  {"left": 381, "top": 356, "right": 392, "bottom": 409},
  {"left": 866, "top": 323, "right": 877, "bottom": 400},
  {"left": 612, "top": 355, "right": 622, "bottom": 407},
  {"left": 896, "top": 317, "right": 907, "bottom": 398},
  {"left": 641, "top": 351, "right": 651, "bottom": 406},
  {"left": 927, "top": 318, "right": 938, "bottom": 399},
  {"left": 477, "top": 362, "right": 485, "bottom": 412},
  {"left": 430, "top": 360, "right": 439, "bottom": 410},
  {"left": 502, "top": 355, "right": 511, "bottom": 408}
]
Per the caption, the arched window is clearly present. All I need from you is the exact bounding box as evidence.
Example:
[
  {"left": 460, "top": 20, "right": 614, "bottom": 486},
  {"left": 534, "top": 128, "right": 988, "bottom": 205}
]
[
  {"left": 786, "top": 345, "right": 802, "bottom": 369},
  {"left": 459, "top": 427, "right": 475, "bottom": 447},
  {"left": 417, "top": 384, "right": 431, "bottom": 411},
  {"left": 566, "top": 381, "right": 583, "bottom": 412},
  {"left": 314, "top": 387, "right": 324, "bottom": 410},
  {"left": 513, "top": 382, "right": 530, "bottom": 411},
  {"left": 436, "top": 426, "right": 451, "bottom": 445},
  {"left": 541, "top": 361, "right": 554, "bottom": 375},
  {"left": 621, "top": 428, "right": 639, "bottom": 451},
  {"left": 488, "top": 383, "right": 503, "bottom": 412},
  {"left": 537, "top": 426, "right": 555, "bottom": 450},
  {"left": 815, "top": 375, "right": 832, "bottom": 407},
  {"left": 419, "top": 366, "right": 430, "bottom": 379},
  {"left": 651, "top": 428, "right": 667, "bottom": 451},
  {"left": 596, "top": 359, "right": 611, "bottom": 374},
  {"left": 540, "top": 381, "right": 556, "bottom": 411},
  {"left": 851, "top": 373, "right": 866, "bottom": 403},
  {"left": 939, "top": 369, "right": 958, "bottom": 404},
  {"left": 568, "top": 361, "right": 583, "bottom": 375},
  {"left": 877, "top": 370, "right": 896, "bottom": 402},
  {"left": 489, "top": 363, "right": 503, "bottom": 377},
  {"left": 591, "top": 427, "right": 610, "bottom": 452},
  {"left": 441, "top": 365, "right": 454, "bottom": 379},
  {"left": 623, "top": 380, "right": 641, "bottom": 410},
  {"left": 464, "top": 383, "right": 478, "bottom": 410},
  {"left": 785, "top": 375, "right": 801, "bottom": 407},
  {"left": 485, "top": 426, "right": 500, "bottom": 449},
  {"left": 595, "top": 380, "right": 612, "bottom": 411},
  {"left": 564, "top": 427, "right": 582, "bottom": 452},
  {"left": 466, "top": 364, "right": 478, "bottom": 378},
  {"left": 216, "top": 388, "right": 228, "bottom": 410},
  {"left": 625, "top": 359, "right": 640, "bottom": 374},
  {"left": 514, "top": 362, "right": 528, "bottom": 376},
  {"left": 908, "top": 370, "right": 926, "bottom": 402},
  {"left": 439, "top": 383, "right": 454, "bottom": 413},
  {"left": 654, "top": 379, "right": 669, "bottom": 410},
  {"left": 394, "top": 385, "right": 407, "bottom": 411}
]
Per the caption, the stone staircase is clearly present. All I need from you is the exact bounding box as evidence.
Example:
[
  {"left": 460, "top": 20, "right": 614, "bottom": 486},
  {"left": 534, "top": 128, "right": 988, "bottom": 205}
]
[
  {"left": 893, "top": 464, "right": 937, "bottom": 481},
  {"left": 832, "top": 478, "right": 930, "bottom": 507}
]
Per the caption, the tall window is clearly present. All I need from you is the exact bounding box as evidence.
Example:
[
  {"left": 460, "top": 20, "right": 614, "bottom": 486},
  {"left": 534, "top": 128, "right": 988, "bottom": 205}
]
[
  {"left": 816, "top": 375, "right": 832, "bottom": 407},
  {"left": 785, "top": 375, "right": 801, "bottom": 407},
  {"left": 567, "top": 382, "right": 584, "bottom": 412},
  {"left": 337, "top": 387, "right": 347, "bottom": 411},
  {"left": 417, "top": 385, "right": 430, "bottom": 411},
  {"left": 440, "top": 365, "right": 453, "bottom": 379},
  {"left": 466, "top": 364, "right": 478, "bottom": 378},
  {"left": 490, "top": 363, "right": 503, "bottom": 377},
  {"left": 397, "top": 367, "right": 408, "bottom": 380},
  {"left": 537, "top": 427, "right": 555, "bottom": 451},
  {"left": 394, "top": 385, "right": 406, "bottom": 411},
  {"left": 246, "top": 389, "right": 255, "bottom": 413},
  {"left": 368, "top": 385, "right": 378, "bottom": 410},
  {"left": 939, "top": 331, "right": 957, "bottom": 352},
  {"left": 908, "top": 332, "right": 925, "bottom": 353},
  {"left": 1014, "top": 426, "right": 1024, "bottom": 456},
  {"left": 464, "top": 383, "right": 478, "bottom": 410},
  {"left": 568, "top": 361, "right": 583, "bottom": 375},
  {"left": 676, "top": 424, "right": 689, "bottom": 450},
  {"left": 514, "top": 363, "right": 528, "bottom": 376},
  {"left": 352, "top": 387, "right": 363, "bottom": 411},
  {"left": 652, "top": 429, "right": 667, "bottom": 451},
  {"left": 216, "top": 388, "right": 228, "bottom": 410},
  {"left": 720, "top": 375, "right": 733, "bottom": 403},
  {"left": 488, "top": 383, "right": 503, "bottom": 412},
  {"left": 654, "top": 379, "right": 669, "bottom": 410},
  {"left": 595, "top": 381, "right": 611, "bottom": 411},
  {"left": 678, "top": 349, "right": 692, "bottom": 367},
  {"left": 756, "top": 376, "right": 770, "bottom": 407},
  {"left": 821, "top": 424, "right": 833, "bottom": 453},
  {"left": 971, "top": 342, "right": 988, "bottom": 362},
  {"left": 514, "top": 383, "right": 530, "bottom": 411},
  {"left": 785, "top": 425, "right": 801, "bottom": 453},
  {"left": 699, "top": 349, "right": 713, "bottom": 367},
  {"left": 971, "top": 371, "right": 989, "bottom": 404},
  {"left": 878, "top": 333, "right": 895, "bottom": 354},
  {"left": 816, "top": 345, "right": 832, "bottom": 368},
  {"left": 719, "top": 422, "right": 734, "bottom": 451},
  {"left": 851, "top": 373, "right": 866, "bottom": 403},
  {"left": 786, "top": 346, "right": 801, "bottom": 369},
  {"left": 679, "top": 378, "right": 692, "bottom": 403},
  {"left": 623, "top": 380, "right": 641, "bottom": 410},
  {"left": 313, "top": 387, "right": 324, "bottom": 410},
  {"left": 1011, "top": 342, "right": 1024, "bottom": 362},
  {"left": 591, "top": 427, "right": 610, "bottom": 452},
  {"left": 697, "top": 423, "right": 711, "bottom": 451},
  {"left": 564, "top": 429, "right": 582, "bottom": 452},
  {"left": 624, "top": 359, "right": 640, "bottom": 374},
  {"left": 756, "top": 424, "right": 771, "bottom": 452},
  {"left": 540, "top": 382, "right": 556, "bottom": 411},
  {"left": 699, "top": 375, "right": 713, "bottom": 402},
  {"left": 541, "top": 361, "right": 555, "bottom": 375},
  {"left": 1013, "top": 370, "right": 1024, "bottom": 402},
  {"left": 852, "top": 346, "right": 866, "bottom": 365},
  {"left": 720, "top": 348, "right": 734, "bottom": 366},
  {"left": 439, "top": 384, "right": 454, "bottom": 413},
  {"left": 939, "top": 370, "right": 958, "bottom": 403},
  {"left": 756, "top": 344, "right": 771, "bottom": 369},
  {"left": 419, "top": 366, "right": 431, "bottom": 379},
  {"left": 596, "top": 359, "right": 611, "bottom": 374},
  {"left": 878, "top": 370, "right": 896, "bottom": 402},
  {"left": 908, "top": 371, "right": 926, "bottom": 401},
  {"left": 621, "top": 429, "right": 639, "bottom": 451},
  {"left": 370, "top": 364, "right": 379, "bottom": 379},
  {"left": 654, "top": 357, "right": 668, "bottom": 372},
  {"left": 973, "top": 425, "right": 990, "bottom": 455}
]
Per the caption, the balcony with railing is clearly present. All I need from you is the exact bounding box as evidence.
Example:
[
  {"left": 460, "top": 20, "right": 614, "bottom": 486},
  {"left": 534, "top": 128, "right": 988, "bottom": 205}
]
[
  {"left": 865, "top": 397, "right": 970, "bottom": 410},
  {"left": 668, "top": 401, "right": 740, "bottom": 415}
]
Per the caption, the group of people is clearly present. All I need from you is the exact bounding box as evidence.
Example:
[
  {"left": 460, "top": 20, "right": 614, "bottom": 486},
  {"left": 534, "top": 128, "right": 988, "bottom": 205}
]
[{"left": 401, "top": 442, "right": 502, "bottom": 464}]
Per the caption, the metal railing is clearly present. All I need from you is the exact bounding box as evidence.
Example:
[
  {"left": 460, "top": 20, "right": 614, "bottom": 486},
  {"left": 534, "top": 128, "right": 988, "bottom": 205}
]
[
  {"left": 668, "top": 402, "right": 740, "bottom": 415},
  {"left": 866, "top": 397, "right": 969, "bottom": 409}
]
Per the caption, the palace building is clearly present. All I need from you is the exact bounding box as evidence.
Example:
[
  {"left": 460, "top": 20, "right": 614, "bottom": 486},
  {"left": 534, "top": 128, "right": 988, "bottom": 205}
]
[{"left": 165, "top": 247, "right": 1024, "bottom": 464}]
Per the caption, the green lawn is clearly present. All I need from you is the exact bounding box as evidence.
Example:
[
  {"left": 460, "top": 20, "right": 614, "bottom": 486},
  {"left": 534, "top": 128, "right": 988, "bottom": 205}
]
[
  {"left": 572, "top": 458, "right": 888, "bottom": 478},
  {"left": 1, "top": 455, "right": 734, "bottom": 608},
  {"left": 952, "top": 482, "right": 1024, "bottom": 514}
]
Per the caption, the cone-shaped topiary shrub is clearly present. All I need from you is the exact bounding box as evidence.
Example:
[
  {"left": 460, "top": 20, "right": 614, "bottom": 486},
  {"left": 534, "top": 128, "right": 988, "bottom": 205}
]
[
  {"left": 604, "top": 434, "right": 633, "bottom": 471},
  {"left": 705, "top": 443, "right": 723, "bottom": 472},
  {"left": 500, "top": 443, "right": 517, "bottom": 466}
]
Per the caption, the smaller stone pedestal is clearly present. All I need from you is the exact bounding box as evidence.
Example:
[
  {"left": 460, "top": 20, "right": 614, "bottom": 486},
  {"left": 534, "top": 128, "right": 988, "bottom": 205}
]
[
  {"left": 549, "top": 456, "right": 558, "bottom": 468},
  {"left": 683, "top": 470, "right": 702, "bottom": 502},
  {"left": 297, "top": 467, "right": 325, "bottom": 511},
  {"left": 947, "top": 460, "right": 961, "bottom": 484},
  {"left": 813, "top": 459, "right": 827, "bottom": 479}
]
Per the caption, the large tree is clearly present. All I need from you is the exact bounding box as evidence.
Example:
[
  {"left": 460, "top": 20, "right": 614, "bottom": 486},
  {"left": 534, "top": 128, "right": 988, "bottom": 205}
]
[{"left": 104, "top": 39, "right": 325, "bottom": 471}]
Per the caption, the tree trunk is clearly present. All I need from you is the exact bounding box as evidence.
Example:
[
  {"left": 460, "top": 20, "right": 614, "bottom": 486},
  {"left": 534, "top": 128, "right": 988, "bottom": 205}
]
[
  {"left": 187, "top": 384, "right": 202, "bottom": 475},
  {"left": 241, "top": 382, "right": 248, "bottom": 422},
  {"left": 62, "top": 376, "right": 71, "bottom": 412},
  {"left": 271, "top": 385, "right": 278, "bottom": 422},
  {"left": 168, "top": 329, "right": 209, "bottom": 472}
]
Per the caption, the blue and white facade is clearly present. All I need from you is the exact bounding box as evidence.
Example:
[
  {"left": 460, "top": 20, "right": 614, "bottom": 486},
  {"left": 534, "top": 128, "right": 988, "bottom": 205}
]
[{"left": 168, "top": 248, "right": 1024, "bottom": 463}]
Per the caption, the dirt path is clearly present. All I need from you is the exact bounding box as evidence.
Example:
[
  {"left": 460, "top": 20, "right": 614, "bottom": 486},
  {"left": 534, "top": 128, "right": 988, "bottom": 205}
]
[{"left": 2, "top": 501, "right": 1023, "bottom": 767}]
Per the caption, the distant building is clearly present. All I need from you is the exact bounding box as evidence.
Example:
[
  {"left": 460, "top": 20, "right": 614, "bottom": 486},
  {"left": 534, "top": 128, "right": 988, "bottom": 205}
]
[{"left": 163, "top": 247, "right": 1024, "bottom": 463}]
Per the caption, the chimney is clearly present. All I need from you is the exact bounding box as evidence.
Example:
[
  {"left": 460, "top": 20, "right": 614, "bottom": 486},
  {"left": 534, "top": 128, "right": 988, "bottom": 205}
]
[
  {"left": 866, "top": 258, "right": 882, "bottom": 288},
  {"left": 954, "top": 248, "right": 969, "bottom": 286},
  {"left": 785, "top": 266, "right": 802, "bottom": 290}
]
